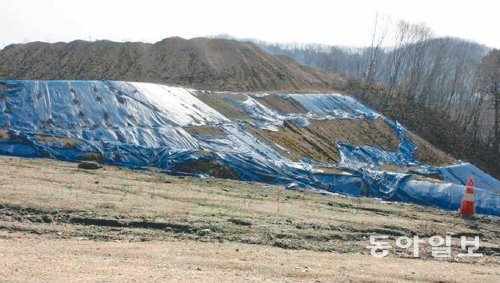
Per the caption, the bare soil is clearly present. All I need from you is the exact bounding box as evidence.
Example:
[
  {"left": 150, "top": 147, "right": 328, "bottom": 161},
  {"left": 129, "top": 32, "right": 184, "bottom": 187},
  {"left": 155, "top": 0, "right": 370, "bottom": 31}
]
[{"left": 0, "top": 38, "right": 345, "bottom": 92}]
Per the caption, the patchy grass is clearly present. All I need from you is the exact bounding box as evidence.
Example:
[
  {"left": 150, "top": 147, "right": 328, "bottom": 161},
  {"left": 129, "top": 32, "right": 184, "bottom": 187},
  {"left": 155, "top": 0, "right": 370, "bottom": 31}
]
[
  {"left": 407, "top": 131, "right": 456, "bottom": 166},
  {"left": 253, "top": 94, "right": 308, "bottom": 114},
  {"left": 0, "top": 156, "right": 498, "bottom": 282},
  {"left": 196, "top": 92, "right": 249, "bottom": 121},
  {"left": 248, "top": 118, "right": 401, "bottom": 164},
  {"left": 0, "top": 156, "right": 497, "bottom": 257},
  {"left": 182, "top": 125, "right": 228, "bottom": 136}
]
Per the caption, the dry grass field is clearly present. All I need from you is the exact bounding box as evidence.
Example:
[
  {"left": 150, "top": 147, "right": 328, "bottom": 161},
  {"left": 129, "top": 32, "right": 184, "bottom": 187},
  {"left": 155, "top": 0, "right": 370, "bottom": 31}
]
[{"left": 0, "top": 156, "right": 498, "bottom": 282}]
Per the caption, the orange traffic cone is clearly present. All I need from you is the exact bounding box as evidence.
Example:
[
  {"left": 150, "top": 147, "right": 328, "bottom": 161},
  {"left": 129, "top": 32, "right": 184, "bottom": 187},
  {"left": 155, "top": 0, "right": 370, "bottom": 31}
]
[{"left": 460, "top": 178, "right": 475, "bottom": 217}]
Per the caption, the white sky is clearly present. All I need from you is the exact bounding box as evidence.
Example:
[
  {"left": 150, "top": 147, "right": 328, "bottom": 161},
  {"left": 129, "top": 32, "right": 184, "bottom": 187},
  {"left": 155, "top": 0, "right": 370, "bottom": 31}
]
[{"left": 1, "top": 0, "right": 499, "bottom": 49}]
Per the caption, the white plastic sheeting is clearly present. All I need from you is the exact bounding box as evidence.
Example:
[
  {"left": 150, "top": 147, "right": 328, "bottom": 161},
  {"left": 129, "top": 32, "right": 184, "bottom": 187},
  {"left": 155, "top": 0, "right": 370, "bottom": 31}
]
[
  {"left": 128, "top": 82, "right": 229, "bottom": 126},
  {"left": 288, "top": 93, "right": 381, "bottom": 120},
  {"left": 206, "top": 92, "right": 382, "bottom": 131},
  {"left": 239, "top": 97, "right": 286, "bottom": 131},
  {"left": 220, "top": 94, "right": 309, "bottom": 130}
]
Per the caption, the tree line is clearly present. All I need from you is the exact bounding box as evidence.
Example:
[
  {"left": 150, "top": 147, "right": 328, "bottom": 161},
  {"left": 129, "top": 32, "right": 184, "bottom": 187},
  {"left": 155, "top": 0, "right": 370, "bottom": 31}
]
[{"left": 256, "top": 21, "right": 499, "bottom": 177}]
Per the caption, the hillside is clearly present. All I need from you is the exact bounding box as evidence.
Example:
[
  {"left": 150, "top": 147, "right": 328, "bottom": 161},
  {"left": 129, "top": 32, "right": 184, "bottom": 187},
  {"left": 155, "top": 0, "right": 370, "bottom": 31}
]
[
  {"left": 0, "top": 38, "right": 343, "bottom": 91},
  {"left": 258, "top": 38, "right": 499, "bottom": 179}
]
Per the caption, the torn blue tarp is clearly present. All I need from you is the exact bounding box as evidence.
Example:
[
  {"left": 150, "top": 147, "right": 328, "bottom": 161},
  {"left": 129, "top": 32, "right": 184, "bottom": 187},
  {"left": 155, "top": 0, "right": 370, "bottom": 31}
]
[
  {"left": 311, "top": 172, "right": 365, "bottom": 197},
  {"left": 336, "top": 118, "right": 420, "bottom": 169},
  {"left": 1, "top": 80, "right": 499, "bottom": 216},
  {"left": 337, "top": 142, "right": 417, "bottom": 169},
  {"left": 384, "top": 120, "right": 418, "bottom": 163},
  {"left": 238, "top": 96, "right": 286, "bottom": 131},
  {"left": 193, "top": 123, "right": 320, "bottom": 187},
  {"left": 335, "top": 127, "right": 500, "bottom": 216}
]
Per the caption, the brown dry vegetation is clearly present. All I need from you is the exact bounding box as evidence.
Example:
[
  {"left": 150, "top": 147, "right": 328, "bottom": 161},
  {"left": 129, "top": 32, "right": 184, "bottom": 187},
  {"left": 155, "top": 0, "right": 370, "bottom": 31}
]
[
  {"left": 196, "top": 91, "right": 454, "bottom": 167},
  {"left": 253, "top": 94, "right": 309, "bottom": 114},
  {"left": 307, "top": 118, "right": 401, "bottom": 152},
  {"left": 182, "top": 125, "right": 228, "bottom": 136},
  {"left": 248, "top": 118, "right": 404, "bottom": 164},
  {"left": 34, "top": 135, "right": 81, "bottom": 149},
  {"left": 0, "top": 129, "right": 9, "bottom": 140},
  {"left": 35, "top": 134, "right": 56, "bottom": 143},
  {"left": 248, "top": 121, "right": 341, "bottom": 163},
  {"left": 407, "top": 131, "right": 456, "bottom": 166},
  {"left": 0, "top": 156, "right": 498, "bottom": 282},
  {"left": 196, "top": 92, "right": 249, "bottom": 121}
]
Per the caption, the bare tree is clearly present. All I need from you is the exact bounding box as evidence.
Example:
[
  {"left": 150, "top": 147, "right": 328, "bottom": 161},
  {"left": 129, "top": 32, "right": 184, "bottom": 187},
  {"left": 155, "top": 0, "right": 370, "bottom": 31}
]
[
  {"left": 479, "top": 49, "right": 500, "bottom": 157},
  {"left": 364, "top": 13, "right": 388, "bottom": 85}
]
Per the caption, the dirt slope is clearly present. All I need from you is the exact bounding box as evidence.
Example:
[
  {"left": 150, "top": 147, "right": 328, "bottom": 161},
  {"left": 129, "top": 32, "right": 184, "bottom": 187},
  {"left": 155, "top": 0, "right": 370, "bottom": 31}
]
[
  {"left": 0, "top": 156, "right": 498, "bottom": 282},
  {"left": 195, "top": 92, "right": 454, "bottom": 166},
  {"left": 0, "top": 37, "right": 344, "bottom": 91}
]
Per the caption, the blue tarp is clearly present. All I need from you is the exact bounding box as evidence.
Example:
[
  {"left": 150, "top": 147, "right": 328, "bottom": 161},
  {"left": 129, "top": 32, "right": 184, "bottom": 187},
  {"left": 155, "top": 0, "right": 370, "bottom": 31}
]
[
  {"left": 1, "top": 80, "right": 498, "bottom": 216},
  {"left": 402, "top": 180, "right": 499, "bottom": 216},
  {"left": 437, "top": 163, "right": 500, "bottom": 192}
]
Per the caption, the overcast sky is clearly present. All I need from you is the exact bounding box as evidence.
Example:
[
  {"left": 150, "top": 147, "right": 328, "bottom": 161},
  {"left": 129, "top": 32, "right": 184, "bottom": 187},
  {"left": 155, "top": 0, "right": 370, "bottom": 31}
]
[{"left": 1, "top": 0, "right": 499, "bottom": 49}]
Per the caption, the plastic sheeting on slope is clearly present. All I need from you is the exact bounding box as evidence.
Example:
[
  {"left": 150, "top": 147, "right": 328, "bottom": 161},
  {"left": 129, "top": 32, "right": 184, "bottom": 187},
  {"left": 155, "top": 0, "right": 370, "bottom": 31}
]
[
  {"left": 437, "top": 162, "right": 500, "bottom": 192},
  {"left": 309, "top": 98, "right": 500, "bottom": 215},
  {"left": 1, "top": 80, "right": 227, "bottom": 130},
  {"left": 0, "top": 80, "right": 318, "bottom": 182},
  {"left": 0, "top": 127, "right": 202, "bottom": 170},
  {"left": 316, "top": 168, "right": 500, "bottom": 216},
  {"left": 192, "top": 123, "right": 320, "bottom": 186},
  {"left": 1, "top": 80, "right": 499, "bottom": 216},
  {"left": 335, "top": 124, "right": 500, "bottom": 215},
  {"left": 204, "top": 92, "right": 381, "bottom": 131},
  {"left": 337, "top": 119, "right": 419, "bottom": 169},
  {"left": 128, "top": 82, "right": 229, "bottom": 126},
  {"left": 402, "top": 180, "right": 499, "bottom": 216},
  {"left": 335, "top": 140, "right": 500, "bottom": 215},
  {"left": 288, "top": 93, "right": 381, "bottom": 120},
  {"left": 0, "top": 80, "right": 214, "bottom": 171},
  {"left": 337, "top": 142, "right": 417, "bottom": 169},
  {"left": 238, "top": 96, "right": 287, "bottom": 131},
  {"left": 0, "top": 80, "right": 202, "bottom": 149},
  {"left": 385, "top": 120, "right": 418, "bottom": 163},
  {"left": 211, "top": 93, "right": 309, "bottom": 131}
]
